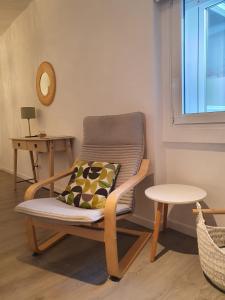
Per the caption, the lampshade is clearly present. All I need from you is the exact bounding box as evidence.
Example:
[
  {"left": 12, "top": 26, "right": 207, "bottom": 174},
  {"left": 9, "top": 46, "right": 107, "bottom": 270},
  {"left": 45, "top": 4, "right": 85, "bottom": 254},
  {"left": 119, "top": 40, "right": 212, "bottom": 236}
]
[{"left": 21, "top": 107, "right": 36, "bottom": 119}]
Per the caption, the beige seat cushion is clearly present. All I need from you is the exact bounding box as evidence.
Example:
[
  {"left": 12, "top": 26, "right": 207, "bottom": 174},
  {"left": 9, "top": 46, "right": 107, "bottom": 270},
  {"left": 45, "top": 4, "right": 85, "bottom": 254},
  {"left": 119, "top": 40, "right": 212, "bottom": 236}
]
[{"left": 15, "top": 198, "right": 131, "bottom": 223}]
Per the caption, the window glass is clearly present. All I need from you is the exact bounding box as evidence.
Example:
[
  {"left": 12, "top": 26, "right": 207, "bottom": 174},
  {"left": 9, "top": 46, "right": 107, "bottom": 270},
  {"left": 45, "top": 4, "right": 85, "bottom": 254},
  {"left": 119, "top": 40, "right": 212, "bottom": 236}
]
[{"left": 183, "top": 0, "right": 225, "bottom": 114}]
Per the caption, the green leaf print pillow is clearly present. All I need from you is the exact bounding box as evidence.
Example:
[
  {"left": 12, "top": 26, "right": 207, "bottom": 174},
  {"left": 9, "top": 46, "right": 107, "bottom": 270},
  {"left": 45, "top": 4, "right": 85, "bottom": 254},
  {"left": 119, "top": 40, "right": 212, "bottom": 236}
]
[{"left": 57, "top": 160, "right": 120, "bottom": 209}]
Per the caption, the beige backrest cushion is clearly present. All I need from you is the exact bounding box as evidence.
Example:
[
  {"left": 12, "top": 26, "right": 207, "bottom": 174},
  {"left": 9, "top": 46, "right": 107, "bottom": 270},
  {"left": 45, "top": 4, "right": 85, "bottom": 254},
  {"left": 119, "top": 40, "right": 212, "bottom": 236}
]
[
  {"left": 80, "top": 112, "right": 145, "bottom": 208},
  {"left": 83, "top": 112, "right": 144, "bottom": 146}
]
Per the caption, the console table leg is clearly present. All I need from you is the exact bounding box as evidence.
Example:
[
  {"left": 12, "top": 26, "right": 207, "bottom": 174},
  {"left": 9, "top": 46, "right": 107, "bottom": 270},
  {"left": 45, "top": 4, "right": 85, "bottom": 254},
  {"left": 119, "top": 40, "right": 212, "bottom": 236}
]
[
  {"left": 14, "top": 149, "right": 18, "bottom": 190},
  {"left": 65, "top": 139, "right": 74, "bottom": 166},
  {"left": 48, "top": 141, "right": 54, "bottom": 197},
  {"left": 29, "top": 151, "right": 37, "bottom": 182},
  {"left": 150, "top": 202, "right": 163, "bottom": 262}
]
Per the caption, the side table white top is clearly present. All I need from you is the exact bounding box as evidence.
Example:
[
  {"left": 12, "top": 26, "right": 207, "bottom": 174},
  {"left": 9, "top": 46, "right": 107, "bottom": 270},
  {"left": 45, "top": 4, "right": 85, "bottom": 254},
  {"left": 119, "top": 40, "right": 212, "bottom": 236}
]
[{"left": 145, "top": 184, "right": 207, "bottom": 204}]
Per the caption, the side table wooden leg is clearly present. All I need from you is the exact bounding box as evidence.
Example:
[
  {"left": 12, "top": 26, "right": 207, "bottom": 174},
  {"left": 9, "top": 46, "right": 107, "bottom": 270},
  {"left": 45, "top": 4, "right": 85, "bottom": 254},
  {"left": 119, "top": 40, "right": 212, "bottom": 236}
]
[
  {"left": 29, "top": 151, "right": 37, "bottom": 182},
  {"left": 48, "top": 141, "right": 54, "bottom": 197},
  {"left": 150, "top": 202, "right": 163, "bottom": 262},
  {"left": 14, "top": 149, "right": 18, "bottom": 190},
  {"left": 163, "top": 204, "right": 168, "bottom": 231}
]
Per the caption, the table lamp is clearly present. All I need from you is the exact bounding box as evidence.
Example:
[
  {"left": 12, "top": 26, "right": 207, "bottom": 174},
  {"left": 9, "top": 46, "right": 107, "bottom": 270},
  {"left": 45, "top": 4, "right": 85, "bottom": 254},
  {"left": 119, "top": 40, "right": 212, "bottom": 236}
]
[{"left": 21, "top": 107, "right": 36, "bottom": 137}]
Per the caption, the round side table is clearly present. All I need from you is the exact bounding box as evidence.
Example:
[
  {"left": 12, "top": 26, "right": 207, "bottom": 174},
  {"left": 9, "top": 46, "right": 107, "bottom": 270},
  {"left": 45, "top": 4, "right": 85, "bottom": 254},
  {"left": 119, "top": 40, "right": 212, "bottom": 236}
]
[{"left": 145, "top": 184, "right": 207, "bottom": 262}]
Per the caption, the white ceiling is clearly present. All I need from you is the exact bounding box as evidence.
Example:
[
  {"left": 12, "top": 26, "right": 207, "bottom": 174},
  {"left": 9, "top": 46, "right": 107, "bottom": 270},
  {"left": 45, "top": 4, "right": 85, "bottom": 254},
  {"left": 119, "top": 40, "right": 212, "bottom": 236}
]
[{"left": 0, "top": 0, "right": 32, "bottom": 35}]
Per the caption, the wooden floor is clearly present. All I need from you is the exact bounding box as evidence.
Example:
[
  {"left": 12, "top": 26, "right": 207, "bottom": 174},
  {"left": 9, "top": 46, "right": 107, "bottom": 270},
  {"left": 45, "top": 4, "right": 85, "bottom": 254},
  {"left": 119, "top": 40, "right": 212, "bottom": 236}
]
[{"left": 0, "top": 170, "right": 224, "bottom": 300}]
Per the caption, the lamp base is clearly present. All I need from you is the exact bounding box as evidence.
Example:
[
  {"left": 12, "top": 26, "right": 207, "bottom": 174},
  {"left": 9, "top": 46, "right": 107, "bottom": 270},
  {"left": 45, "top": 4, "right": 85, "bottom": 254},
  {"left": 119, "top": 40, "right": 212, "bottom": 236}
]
[{"left": 25, "top": 135, "right": 39, "bottom": 138}]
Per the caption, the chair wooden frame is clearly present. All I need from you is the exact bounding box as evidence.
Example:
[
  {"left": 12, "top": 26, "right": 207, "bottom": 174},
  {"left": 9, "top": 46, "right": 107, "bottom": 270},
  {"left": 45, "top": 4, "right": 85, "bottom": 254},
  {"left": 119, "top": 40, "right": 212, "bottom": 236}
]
[{"left": 24, "top": 159, "right": 151, "bottom": 279}]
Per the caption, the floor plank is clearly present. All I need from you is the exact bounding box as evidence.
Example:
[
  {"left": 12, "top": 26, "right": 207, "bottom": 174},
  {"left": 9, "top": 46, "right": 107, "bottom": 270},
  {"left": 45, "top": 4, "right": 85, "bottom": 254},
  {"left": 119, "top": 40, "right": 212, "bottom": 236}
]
[{"left": 0, "top": 170, "right": 224, "bottom": 300}]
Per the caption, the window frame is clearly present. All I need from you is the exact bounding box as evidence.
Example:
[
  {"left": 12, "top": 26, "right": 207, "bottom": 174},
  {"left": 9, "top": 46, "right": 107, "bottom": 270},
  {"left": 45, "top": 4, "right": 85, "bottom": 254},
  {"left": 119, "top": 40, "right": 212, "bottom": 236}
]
[{"left": 172, "top": 0, "right": 225, "bottom": 125}]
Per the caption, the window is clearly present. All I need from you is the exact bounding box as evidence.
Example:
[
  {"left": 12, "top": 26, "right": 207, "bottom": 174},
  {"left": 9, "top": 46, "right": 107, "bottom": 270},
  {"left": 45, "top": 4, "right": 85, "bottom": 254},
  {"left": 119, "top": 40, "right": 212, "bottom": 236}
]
[
  {"left": 163, "top": 0, "right": 225, "bottom": 140},
  {"left": 183, "top": 0, "right": 225, "bottom": 114}
]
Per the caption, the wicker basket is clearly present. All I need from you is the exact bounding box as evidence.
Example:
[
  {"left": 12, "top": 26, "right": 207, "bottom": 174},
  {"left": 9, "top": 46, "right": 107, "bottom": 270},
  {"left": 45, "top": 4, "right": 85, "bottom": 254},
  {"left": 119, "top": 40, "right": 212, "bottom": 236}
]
[{"left": 196, "top": 202, "right": 225, "bottom": 291}]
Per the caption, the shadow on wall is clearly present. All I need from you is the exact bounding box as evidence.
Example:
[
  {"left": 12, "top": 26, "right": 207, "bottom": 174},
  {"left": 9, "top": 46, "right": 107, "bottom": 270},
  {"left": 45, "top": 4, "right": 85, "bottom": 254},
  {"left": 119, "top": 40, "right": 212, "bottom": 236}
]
[
  {"left": 168, "top": 201, "right": 217, "bottom": 230},
  {"left": 134, "top": 174, "right": 155, "bottom": 224}
]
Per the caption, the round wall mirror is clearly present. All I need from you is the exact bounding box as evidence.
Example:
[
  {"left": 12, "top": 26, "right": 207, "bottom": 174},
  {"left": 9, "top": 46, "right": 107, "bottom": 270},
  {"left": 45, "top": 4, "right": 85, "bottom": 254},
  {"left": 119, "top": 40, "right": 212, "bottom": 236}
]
[
  {"left": 40, "top": 72, "right": 50, "bottom": 96},
  {"left": 36, "top": 62, "right": 56, "bottom": 106}
]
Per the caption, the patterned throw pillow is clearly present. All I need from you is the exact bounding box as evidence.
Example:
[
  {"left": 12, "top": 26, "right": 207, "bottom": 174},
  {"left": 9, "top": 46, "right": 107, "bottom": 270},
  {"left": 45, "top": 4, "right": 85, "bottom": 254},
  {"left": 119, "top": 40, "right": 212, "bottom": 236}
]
[{"left": 57, "top": 160, "right": 120, "bottom": 209}]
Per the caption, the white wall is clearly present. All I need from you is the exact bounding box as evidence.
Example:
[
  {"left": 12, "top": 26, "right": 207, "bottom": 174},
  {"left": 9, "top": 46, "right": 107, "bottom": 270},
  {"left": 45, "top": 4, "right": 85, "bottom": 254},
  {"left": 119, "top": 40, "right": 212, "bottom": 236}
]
[
  {"left": 160, "top": 1, "right": 225, "bottom": 236},
  {"left": 0, "top": 0, "right": 164, "bottom": 226}
]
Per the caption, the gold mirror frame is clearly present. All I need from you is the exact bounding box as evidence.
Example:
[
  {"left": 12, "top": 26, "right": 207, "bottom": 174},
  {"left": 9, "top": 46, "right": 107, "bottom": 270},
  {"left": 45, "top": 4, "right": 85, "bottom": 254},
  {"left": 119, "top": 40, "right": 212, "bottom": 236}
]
[{"left": 36, "top": 62, "right": 56, "bottom": 106}]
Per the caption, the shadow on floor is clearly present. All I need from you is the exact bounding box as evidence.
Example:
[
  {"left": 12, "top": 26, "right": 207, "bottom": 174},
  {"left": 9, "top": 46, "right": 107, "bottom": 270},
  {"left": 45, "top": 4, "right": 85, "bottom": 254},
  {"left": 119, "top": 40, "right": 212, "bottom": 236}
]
[
  {"left": 155, "top": 228, "right": 198, "bottom": 260},
  {"left": 17, "top": 220, "right": 145, "bottom": 285},
  {"left": 17, "top": 223, "right": 200, "bottom": 285}
]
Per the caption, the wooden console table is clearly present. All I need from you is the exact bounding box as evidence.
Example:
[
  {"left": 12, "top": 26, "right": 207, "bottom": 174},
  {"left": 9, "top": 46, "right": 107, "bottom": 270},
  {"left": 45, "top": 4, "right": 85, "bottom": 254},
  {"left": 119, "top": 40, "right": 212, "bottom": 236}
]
[{"left": 11, "top": 136, "right": 74, "bottom": 196}]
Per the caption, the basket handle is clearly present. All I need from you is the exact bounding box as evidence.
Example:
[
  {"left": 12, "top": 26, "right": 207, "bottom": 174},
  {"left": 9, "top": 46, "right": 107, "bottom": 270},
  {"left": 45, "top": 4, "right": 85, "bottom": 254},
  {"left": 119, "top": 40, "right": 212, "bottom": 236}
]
[
  {"left": 195, "top": 202, "right": 205, "bottom": 225},
  {"left": 193, "top": 207, "right": 225, "bottom": 214}
]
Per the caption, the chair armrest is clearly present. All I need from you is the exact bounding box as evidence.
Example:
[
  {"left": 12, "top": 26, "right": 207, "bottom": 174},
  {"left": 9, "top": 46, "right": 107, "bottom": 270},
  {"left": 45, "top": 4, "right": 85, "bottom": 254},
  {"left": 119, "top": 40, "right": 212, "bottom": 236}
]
[
  {"left": 24, "top": 168, "right": 74, "bottom": 200},
  {"left": 104, "top": 159, "right": 150, "bottom": 216}
]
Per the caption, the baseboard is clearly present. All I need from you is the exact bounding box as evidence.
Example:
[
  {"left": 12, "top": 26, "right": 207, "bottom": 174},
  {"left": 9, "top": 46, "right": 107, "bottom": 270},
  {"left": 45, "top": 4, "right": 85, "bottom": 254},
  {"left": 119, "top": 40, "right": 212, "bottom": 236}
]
[
  {"left": 0, "top": 167, "right": 36, "bottom": 182},
  {"left": 128, "top": 213, "right": 196, "bottom": 237},
  {"left": 0, "top": 167, "right": 64, "bottom": 194},
  {"left": 167, "top": 219, "right": 196, "bottom": 238},
  {"left": 0, "top": 166, "right": 15, "bottom": 175},
  {"left": 127, "top": 213, "right": 154, "bottom": 229}
]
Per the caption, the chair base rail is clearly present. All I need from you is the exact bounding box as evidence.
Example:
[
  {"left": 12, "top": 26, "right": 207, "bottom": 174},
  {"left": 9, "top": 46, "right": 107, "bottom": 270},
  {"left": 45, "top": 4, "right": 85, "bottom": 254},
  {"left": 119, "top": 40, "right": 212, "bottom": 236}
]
[{"left": 26, "top": 216, "right": 151, "bottom": 279}]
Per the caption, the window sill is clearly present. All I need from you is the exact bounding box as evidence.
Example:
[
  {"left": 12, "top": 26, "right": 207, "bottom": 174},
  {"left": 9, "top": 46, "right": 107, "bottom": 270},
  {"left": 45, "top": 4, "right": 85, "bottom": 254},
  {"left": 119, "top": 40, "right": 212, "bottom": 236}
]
[
  {"left": 163, "top": 111, "right": 225, "bottom": 144},
  {"left": 174, "top": 112, "right": 225, "bottom": 125}
]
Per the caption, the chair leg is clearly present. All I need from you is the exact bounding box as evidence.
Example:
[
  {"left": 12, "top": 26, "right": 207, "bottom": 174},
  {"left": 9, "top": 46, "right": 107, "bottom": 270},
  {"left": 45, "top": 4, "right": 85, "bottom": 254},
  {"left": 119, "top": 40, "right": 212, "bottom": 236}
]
[
  {"left": 26, "top": 217, "right": 66, "bottom": 254},
  {"left": 26, "top": 217, "right": 41, "bottom": 253},
  {"left": 104, "top": 222, "right": 120, "bottom": 278},
  {"left": 104, "top": 218, "right": 151, "bottom": 279}
]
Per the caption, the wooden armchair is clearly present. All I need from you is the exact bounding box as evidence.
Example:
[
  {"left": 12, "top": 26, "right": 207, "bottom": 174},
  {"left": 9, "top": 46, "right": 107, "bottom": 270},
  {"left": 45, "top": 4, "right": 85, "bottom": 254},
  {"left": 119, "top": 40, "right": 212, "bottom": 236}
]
[{"left": 15, "top": 112, "right": 151, "bottom": 280}]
